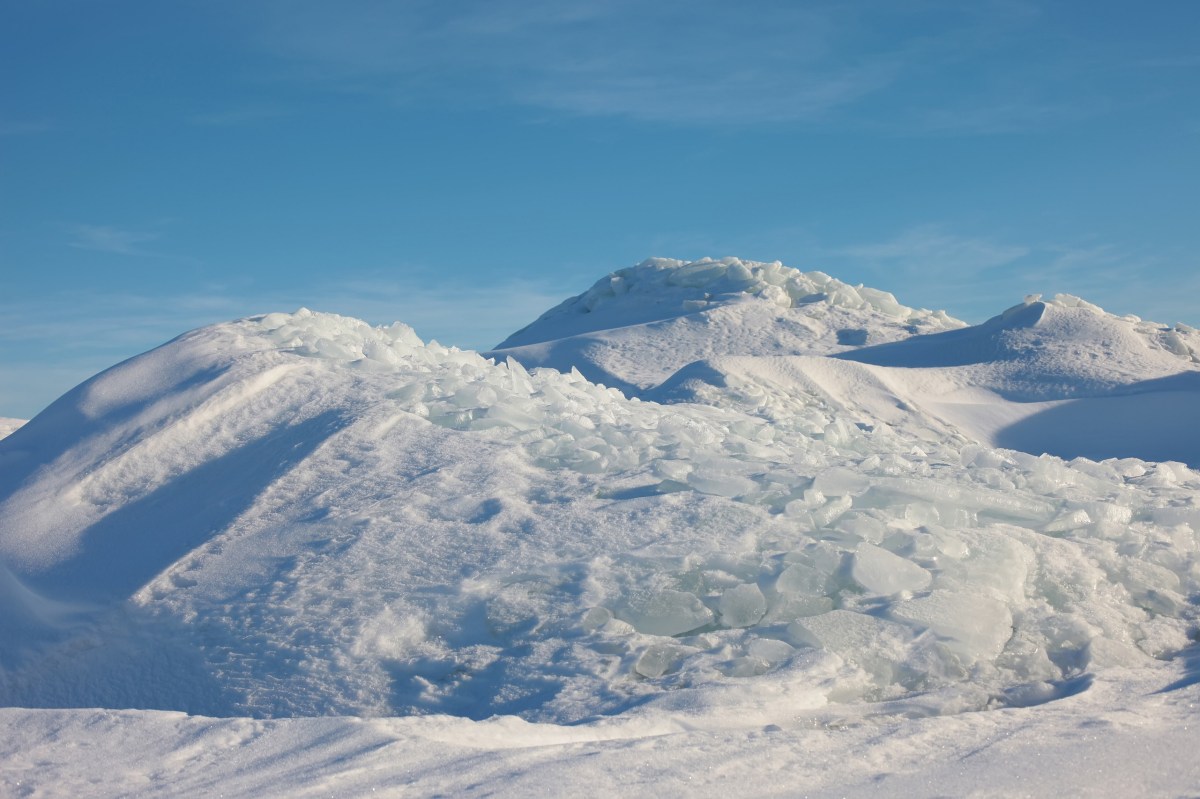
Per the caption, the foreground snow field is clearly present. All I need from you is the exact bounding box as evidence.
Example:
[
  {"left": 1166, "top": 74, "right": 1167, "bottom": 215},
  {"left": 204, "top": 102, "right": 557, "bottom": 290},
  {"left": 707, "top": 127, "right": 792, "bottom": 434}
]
[{"left": 1, "top": 258, "right": 1198, "bottom": 796}]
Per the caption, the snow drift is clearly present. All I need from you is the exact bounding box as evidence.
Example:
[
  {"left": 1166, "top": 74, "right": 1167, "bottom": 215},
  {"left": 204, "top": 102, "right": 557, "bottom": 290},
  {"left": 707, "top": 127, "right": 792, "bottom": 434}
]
[{"left": 2, "top": 265, "right": 1199, "bottom": 729}]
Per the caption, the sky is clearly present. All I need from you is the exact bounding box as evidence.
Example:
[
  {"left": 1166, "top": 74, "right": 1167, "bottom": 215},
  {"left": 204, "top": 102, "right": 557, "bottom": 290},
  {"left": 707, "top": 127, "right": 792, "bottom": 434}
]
[{"left": 2, "top": 0, "right": 1198, "bottom": 419}]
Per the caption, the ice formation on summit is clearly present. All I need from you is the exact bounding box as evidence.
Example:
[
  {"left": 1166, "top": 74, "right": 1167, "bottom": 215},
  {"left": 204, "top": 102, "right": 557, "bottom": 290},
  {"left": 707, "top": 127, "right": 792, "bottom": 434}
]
[
  {"left": 490, "top": 257, "right": 964, "bottom": 394},
  {"left": 1, "top": 279, "right": 1198, "bottom": 725},
  {"left": 0, "top": 419, "right": 24, "bottom": 441}
]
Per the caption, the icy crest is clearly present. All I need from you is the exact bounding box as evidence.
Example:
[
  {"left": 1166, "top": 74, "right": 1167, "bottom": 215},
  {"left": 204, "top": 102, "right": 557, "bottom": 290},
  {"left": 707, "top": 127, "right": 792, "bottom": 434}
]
[
  {"left": 503, "top": 258, "right": 960, "bottom": 348},
  {"left": 492, "top": 258, "right": 967, "bottom": 395},
  {"left": 0, "top": 419, "right": 24, "bottom": 442}
]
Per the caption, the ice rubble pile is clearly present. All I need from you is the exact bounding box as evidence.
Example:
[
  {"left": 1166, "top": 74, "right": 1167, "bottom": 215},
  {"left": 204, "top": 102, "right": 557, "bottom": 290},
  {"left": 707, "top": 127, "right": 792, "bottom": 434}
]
[
  {"left": 253, "top": 309, "right": 1200, "bottom": 713},
  {"left": 570, "top": 257, "right": 951, "bottom": 319},
  {"left": 499, "top": 257, "right": 962, "bottom": 346}
]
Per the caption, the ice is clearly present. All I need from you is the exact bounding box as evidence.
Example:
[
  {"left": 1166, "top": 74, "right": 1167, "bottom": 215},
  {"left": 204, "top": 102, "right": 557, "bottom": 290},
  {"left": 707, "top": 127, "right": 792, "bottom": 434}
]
[
  {"left": 774, "top": 562, "right": 828, "bottom": 597},
  {"left": 746, "top": 637, "right": 795, "bottom": 663},
  {"left": 718, "top": 583, "right": 767, "bottom": 627},
  {"left": 850, "top": 543, "right": 932, "bottom": 595},
  {"left": 4, "top": 255, "right": 1200, "bottom": 796},
  {"left": 619, "top": 590, "right": 714, "bottom": 636},
  {"left": 813, "top": 468, "right": 871, "bottom": 496},
  {"left": 634, "top": 643, "right": 685, "bottom": 678},
  {"left": 788, "top": 610, "right": 914, "bottom": 686},
  {"left": 890, "top": 592, "right": 1014, "bottom": 661}
]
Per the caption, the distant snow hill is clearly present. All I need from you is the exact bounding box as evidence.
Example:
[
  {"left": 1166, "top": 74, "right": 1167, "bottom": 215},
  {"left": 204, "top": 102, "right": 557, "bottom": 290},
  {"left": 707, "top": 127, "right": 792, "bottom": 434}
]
[
  {"left": 2, "top": 258, "right": 1200, "bottom": 796},
  {"left": 493, "top": 257, "right": 1200, "bottom": 466},
  {"left": 0, "top": 419, "right": 25, "bottom": 441}
]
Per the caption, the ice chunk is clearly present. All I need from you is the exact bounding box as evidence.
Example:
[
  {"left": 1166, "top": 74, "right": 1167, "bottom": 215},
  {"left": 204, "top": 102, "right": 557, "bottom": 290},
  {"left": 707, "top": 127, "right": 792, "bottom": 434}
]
[
  {"left": 719, "top": 583, "right": 767, "bottom": 628},
  {"left": 813, "top": 468, "right": 870, "bottom": 497},
  {"left": 788, "top": 610, "right": 912, "bottom": 683},
  {"left": 1044, "top": 508, "right": 1092, "bottom": 534},
  {"left": 812, "top": 495, "right": 853, "bottom": 528},
  {"left": 687, "top": 470, "right": 758, "bottom": 498},
  {"left": 635, "top": 643, "right": 685, "bottom": 678},
  {"left": 621, "top": 589, "right": 714, "bottom": 636},
  {"left": 747, "top": 638, "right": 795, "bottom": 663},
  {"left": 851, "top": 543, "right": 931, "bottom": 596},
  {"left": 766, "top": 594, "right": 835, "bottom": 623},
  {"left": 775, "top": 562, "right": 828, "bottom": 597},
  {"left": 891, "top": 591, "right": 1013, "bottom": 661}
]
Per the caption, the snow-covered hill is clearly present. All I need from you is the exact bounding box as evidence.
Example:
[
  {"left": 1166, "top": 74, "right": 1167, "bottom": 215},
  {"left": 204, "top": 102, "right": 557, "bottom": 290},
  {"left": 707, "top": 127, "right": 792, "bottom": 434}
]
[
  {"left": 0, "top": 418, "right": 24, "bottom": 440},
  {"left": 495, "top": 263, "right": 1200, "bottom": 467},
  {"left": 490, "top": 257, "right": 964, "bottom": 394},
  {"left": 2, "top": 259, "right": 1199, "bottom": 796}
]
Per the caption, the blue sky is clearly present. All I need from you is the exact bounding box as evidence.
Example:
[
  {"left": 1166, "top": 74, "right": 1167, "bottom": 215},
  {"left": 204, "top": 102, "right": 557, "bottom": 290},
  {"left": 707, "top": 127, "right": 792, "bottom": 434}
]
[{"left": 2, "top": 1, "right": 1198, "bottom": 418}]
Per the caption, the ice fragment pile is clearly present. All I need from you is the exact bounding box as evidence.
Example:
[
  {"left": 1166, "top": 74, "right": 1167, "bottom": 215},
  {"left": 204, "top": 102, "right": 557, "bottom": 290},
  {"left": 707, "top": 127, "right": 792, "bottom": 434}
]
[{"left": 2, "top": 298, "right": 1197, "bottom": 723}]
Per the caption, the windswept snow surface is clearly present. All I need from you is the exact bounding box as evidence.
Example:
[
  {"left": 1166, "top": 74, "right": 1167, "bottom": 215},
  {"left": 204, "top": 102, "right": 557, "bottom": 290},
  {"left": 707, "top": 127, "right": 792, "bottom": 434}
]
[{"left": 2, "top": 260, "right": 1200, "bottom": 796}]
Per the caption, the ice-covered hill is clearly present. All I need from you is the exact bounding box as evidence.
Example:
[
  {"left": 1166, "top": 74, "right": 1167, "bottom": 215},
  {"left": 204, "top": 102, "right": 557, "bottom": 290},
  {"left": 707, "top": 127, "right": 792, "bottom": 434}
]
[
  {"left": 2, "top": 260, "right": 1200, "bottom": 796},
  {"left": 495, "top": 263, "right": 1200, "bottom": 467},
  {"left": 0, "top": 418, "right": 25, "bottom": 440},
  {"left": 643, "top": 296, "right": 1200, "bottom": 467},
  {"left": 490, "top": 257, "right": 964, "bottom": 394}
]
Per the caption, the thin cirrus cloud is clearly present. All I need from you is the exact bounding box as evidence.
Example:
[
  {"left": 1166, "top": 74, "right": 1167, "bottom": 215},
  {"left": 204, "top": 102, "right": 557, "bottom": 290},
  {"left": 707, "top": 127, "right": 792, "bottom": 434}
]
[
  {"left": 816, "top": 226, "right": 1200, "bottom": 325},
  {"left": 240, "top": 0, "right": 1198, "bottom": 133},
  {"left": 67, "top": 224, "right": 163, "bottom": 257},
  {"left": 245, "top": 0, "right": 1070, "bottom": 129},
  {"left": 0, "top": 120, "right": 54, "bottom": 136},
  {"left": 828, "top": 226, "right": 1031, "bottom": 276}
]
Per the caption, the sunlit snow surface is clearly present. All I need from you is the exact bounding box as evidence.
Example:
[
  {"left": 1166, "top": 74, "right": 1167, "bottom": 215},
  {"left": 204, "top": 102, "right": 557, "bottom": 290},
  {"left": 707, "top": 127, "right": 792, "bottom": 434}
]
[
  {"left": 0, "top": 418, "right": 24, "bottom": 441},
  {"left": 2, "top": 258, "right": 1200, "bottom": 795}
]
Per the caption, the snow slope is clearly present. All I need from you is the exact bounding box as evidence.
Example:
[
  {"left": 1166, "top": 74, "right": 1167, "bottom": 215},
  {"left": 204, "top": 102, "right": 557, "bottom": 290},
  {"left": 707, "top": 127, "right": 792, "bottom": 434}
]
[{"left": 2, "top": 260, "right": 1200, "bottom": 796}]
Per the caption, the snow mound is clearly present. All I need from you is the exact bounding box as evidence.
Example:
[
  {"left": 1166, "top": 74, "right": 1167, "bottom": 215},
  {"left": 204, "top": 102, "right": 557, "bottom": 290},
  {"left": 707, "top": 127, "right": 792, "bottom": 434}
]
[
  {"left": 3, "top": 307, "right": 1199, "bottom": 724},
  {"left": 0, "top": 419, "right": 25, "bottom": 441},
  {"left": 490, "top": 257, "right": 964, "bottom": 394},
  {"left": 837, "top": 295, "right": 1200, "bottom": 400}
]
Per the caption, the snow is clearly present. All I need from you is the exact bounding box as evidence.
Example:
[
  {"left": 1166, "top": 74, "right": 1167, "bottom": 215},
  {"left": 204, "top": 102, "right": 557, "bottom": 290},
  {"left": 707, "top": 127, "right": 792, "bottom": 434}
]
[
  {"left": 490, "top": 257, "right": 965, "bottom": 395},
  {"left": 0, "top": 418, "right": 24, "bottom": 440},
  {"left": 1, "top": 258, "right": 1199, "bottom": 795}
]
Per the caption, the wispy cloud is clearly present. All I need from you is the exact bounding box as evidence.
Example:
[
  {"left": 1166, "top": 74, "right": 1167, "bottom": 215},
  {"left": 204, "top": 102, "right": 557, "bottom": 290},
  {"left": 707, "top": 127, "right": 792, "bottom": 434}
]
[
  {"left": 189, "top": 106, "right": 291, "bottom": 127},
  {"left": 67, "top": 224, "right": 162, "bottom": 256},
  {"left": 243, "top": 1, "right": 1042, "bottom": 128},
  {"left": 830, "top": 226, "right": 1029, "bottom": 274},
  {"left": 236, "top": 0, "right": 1188, "bottom": 133},
  {"left": 812, "top": 225, "right": 1200, "bottom": 326},
  {"left": 0, "top": 119, "right": 54, "bottom": 136}
]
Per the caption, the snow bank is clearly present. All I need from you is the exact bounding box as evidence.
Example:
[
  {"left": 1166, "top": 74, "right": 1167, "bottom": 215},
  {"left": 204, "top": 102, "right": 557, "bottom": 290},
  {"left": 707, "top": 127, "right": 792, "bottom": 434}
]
[{"left": 2, "top": 307, "right": 1198, "bottom": 725}]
